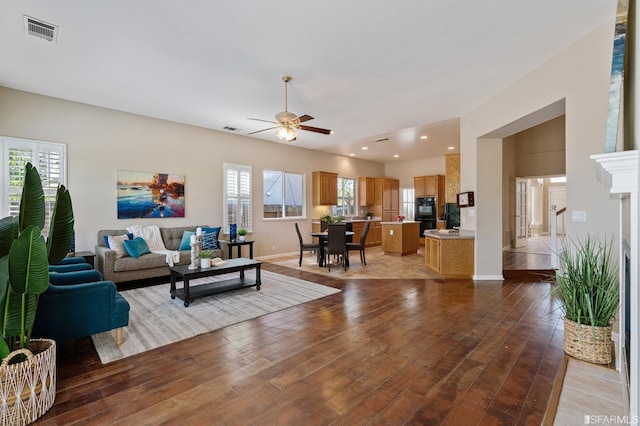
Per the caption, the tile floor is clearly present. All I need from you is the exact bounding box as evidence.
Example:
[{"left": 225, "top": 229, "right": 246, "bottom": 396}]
[{"left": 553, "top": 359, "right": 627, "bottom": 425}]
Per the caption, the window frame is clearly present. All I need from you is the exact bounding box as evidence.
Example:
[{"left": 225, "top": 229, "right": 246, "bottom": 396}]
[
  {"left": 2, "top": 136, "right": 67, "bottom": 235},
  {"left": 401, "top": 187, "right": 415, "bottom": 221},
  {"left": 332, "top": 177, "right": 356, "bottom": 217},
  {"left": 223, "top": 163, "right": 252, "bottom": 234},
  {"left": 262, "top": 169, "right": 306, "bottom": 220}
]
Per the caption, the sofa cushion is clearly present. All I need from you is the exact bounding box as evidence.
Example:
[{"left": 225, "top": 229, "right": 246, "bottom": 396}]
[
  {"left": 113, "top": 253, "right": 168, "bottom": 272},
  {"left": 160, "top": 226, "right": 204, "bottom": 251},
  {"left": 124, "top": 237, "right": 151, "bottom": 259}
]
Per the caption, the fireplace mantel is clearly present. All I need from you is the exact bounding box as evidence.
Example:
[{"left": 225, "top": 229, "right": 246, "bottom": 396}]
[{"left": 592, "top": 149, "right": 638, "bottom": 418}]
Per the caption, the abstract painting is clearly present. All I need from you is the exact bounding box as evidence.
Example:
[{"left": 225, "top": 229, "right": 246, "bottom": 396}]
[
  {"left": 605, "top": 0, "right": 629, "bottom": 153},
  {"left": 117, "top": 170, "right": 185, "bottom": 219}
]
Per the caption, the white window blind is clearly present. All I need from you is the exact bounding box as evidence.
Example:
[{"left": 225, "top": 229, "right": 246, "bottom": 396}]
[
  {"left": 3, "top": 137, "right": 66, "bottom": 235},
  {"left": 223, "top": 163, "right": 252, "bottom": 233}
]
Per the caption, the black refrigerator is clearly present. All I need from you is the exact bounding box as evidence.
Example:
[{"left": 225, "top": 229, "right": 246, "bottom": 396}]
[{"left": 444, "top": 203, "right": 460, "bottom": 229}]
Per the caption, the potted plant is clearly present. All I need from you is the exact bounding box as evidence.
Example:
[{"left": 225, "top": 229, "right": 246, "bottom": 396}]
[
  {"left": 237, "top": 228, "right": 248, "bottom": 242},
  {"left": 0, "top": 162, "right": 74, "bottom": 424},
  {"left": 198, "top": 250, "right": 215, "bottom": 268},
  {"left": 551, "top": 234, "right": 619, "bottom": 364},
  {"left": 366, "top": 212, "right": 373, "bottom": 220}
]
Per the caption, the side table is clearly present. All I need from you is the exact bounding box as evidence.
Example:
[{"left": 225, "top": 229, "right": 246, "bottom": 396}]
[
  {"left": 70, "top": 250, "right": 96, "bottom": 268},
  {"left": 220, "top": 240, "right": 254, "bottom": 259}
]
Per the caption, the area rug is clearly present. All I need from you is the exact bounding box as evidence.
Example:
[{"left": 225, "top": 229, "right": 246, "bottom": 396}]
[{"left": 91, "top": 270, "right": 341, "bottom": 364}]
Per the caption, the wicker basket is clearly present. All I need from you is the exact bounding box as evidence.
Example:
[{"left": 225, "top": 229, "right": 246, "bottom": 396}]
[
  {"left": 0, "top": 339, "right": 56, "bottom": 425},
  {"left": 564, "top": 317, "right": 612, "bottom": 364}
]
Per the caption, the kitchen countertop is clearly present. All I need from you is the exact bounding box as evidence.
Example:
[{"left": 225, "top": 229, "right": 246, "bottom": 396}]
[
  {"left": 423, "top": 229, "right": 475, "bottom": 239},
  {"left": 380, "top": 221, "right": 419, "bottom": 225},
  {"left": 311, "top": 218, "right": 381, "bottom": 223}
]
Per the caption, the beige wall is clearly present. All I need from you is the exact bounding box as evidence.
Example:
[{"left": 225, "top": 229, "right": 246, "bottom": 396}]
[
  {"left": 461, "top": 20, "right": 619, "bottom": 278},
  {"left": 515, "top": 115, "right": 566, "bottom": 177},
  {"left": 0, "top": 87, "right": 384, "bottom": 257},
  {"left": 384, "top": 156, "right": 445, "bottom": 189},
  {"left": 502, "top": 135, "right": 517, "bottom": 248}
]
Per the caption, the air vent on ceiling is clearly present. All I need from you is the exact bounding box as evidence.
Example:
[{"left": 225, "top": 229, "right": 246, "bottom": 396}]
[
  {"left": 374, "top": 137, "right": 389, "bottom": 143},
  {"left": 223, "top": 126, "right": 240, "bottom": 132},
  {"left": 24, "top": 15, "right": 58, "bottom": 42}
]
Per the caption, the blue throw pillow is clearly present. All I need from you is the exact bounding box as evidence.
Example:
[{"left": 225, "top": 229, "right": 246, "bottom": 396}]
[
  {"left": 201, "top": 231, "right": 219, "bottom": 250},
  {"left": 104, "top": 233, "right": 133, "bottom": 248},
  {"left": 179, "top": 231, "right": 195, "bottom": 250},
  {"left": 202, "top": 227, "right": 221, "bottom": 247},
  {"left": 123, "top": 237, "right": 151, "bottom": 259}
]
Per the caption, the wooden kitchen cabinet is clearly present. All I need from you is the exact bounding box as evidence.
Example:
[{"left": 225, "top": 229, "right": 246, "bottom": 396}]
[
  {"left": 424, "top": 234, "right": 474, "bottom": 277},
  {"left": 368, "top": 221, "right": 382, "bottom": 246},
  {"left": 351, "top": 220, "right": 381, "bottom": 247},
  {"left": 381, "top": 222, "right": 420, "bottom": 256},
  {"left": 372, "top": 177, "right": 399, "bottom": 221},
  {"left": 414, "top": 175, "right": 444, "bottom": 198},
  {"left": 414, "top": 174, "right": 445, "bottom": 218},
  {"left": 312, "top": 171, "right": 338, "bottom": 206},
  {"left": 358, "top": 177, "right": 375, "bottom": 206}
]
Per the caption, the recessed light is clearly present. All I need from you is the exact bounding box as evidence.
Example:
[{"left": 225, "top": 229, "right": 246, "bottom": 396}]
[
  {"left": 448, "top": 146, "right": 455, "bottom": 150},
  {"left": 393, "top": 154, "right": 399, "bottom": 158},
  {"left": 361, "top": 146, "right": 368, "bottom": 150},
  {"left": 349, "top": 153, "right": 355, "bottom": 156},
  {"left": 420, "top": 135, "right": 428, "bottom": 140}
]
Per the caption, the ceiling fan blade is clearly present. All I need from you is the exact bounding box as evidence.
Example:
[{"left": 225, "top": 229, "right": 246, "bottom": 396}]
[
  {"left": 247, "top": 126, "right": 279, "bottom": 135},
  {"left": 297, "top": 114, "right": 314, "bottom": 123},
  {"left": 299, "top": 124, "right": 333, "bottom": 135},
  {"left": 247, "top": 117, "right": 277, "bottom": 124}
]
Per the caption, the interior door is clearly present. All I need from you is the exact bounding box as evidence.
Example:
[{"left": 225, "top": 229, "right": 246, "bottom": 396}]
[{"left": 514, "top": 178, "right": 528, "bottom": 248}]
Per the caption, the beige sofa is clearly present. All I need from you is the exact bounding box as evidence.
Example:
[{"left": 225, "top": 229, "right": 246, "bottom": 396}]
[{"left": 95, "top": 226, "right": 224, "bottom": 283}]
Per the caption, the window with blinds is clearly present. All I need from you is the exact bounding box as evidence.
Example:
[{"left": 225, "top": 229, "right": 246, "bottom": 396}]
[
  {"left": 3, "top": 137, "right": 67, "bottom": 235},
  {"left": 223, "top": 163, "right": 252, "bottom": 233}
]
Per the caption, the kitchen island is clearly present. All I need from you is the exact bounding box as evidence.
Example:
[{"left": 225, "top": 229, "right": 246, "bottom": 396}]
[
  {"left": 424, "top": 229, "right": 475, "bottom": 277},
  {"left": 381, "top": 221, "right": 420, "bottom": 256}
]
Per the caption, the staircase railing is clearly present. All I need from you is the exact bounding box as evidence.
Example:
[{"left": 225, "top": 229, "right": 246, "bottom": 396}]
[{"left": 549, "top": 205, "right": 566, "bottom": 269}]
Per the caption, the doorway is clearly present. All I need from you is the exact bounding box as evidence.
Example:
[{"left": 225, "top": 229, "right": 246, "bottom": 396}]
[{"left": 503, "top": 176, "right": 565, "bottom": 271}]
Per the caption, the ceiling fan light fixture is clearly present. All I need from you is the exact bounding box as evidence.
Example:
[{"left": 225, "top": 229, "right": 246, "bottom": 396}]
[{"left": 277, "top": 125, "right": 297, "bottom": 141}]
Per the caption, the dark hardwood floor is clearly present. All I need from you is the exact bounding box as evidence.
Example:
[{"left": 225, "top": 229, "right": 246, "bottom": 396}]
[{"left": 37, "top": 262, "right": 563, "bottom": 425}]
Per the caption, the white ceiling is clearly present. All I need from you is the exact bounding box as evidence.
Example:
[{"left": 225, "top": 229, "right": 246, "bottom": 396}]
[{"left": 0, "top": 1, "right": 616, "bottom": 163}]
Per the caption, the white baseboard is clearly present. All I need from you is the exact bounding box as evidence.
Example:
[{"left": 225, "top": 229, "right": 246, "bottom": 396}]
[{"left": 473, "top": 274, "right": 505, "bottom": 281}]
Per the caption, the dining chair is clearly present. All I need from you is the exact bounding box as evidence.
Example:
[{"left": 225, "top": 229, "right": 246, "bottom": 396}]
[
  {"left": 346, "top": 220, "right": 370, "bottom": 265},
  {"left": 295, "top": 223, "right": 320, "bottom": 266},
  {"left": 326, "top": 223, "right": 347, "bottom": 271}
]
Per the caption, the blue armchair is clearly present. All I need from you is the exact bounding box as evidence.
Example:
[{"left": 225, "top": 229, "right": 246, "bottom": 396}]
[{"left": 32, "top": 270, "right": 130, "bottom": 346}]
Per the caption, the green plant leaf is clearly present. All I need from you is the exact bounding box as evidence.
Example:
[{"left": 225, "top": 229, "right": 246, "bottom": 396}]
[
  {"left": 18, "top": 162, "right": 45, "bottom": 232},
  {"left": 47, "top": 184, "right": 75, "bottom": 265},
  {"left": 8, "top": 226, "right": 49, "bottom": 296},
  {"left": 1, "top": 227, "right": 48, "bottom": 347},
  {"left": 0, "top": 216, "right": 19, "bottom": 258}
]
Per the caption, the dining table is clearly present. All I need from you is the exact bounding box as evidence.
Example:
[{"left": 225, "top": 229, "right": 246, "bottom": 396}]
[{"left": 311, "top": 231, "right": 354, "bottom": 267}]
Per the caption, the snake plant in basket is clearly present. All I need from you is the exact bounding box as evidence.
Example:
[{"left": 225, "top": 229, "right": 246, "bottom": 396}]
[
  {"left": 0, "top": 162, "right": 74, "bottom": 424},
  {"left": 552, "top": 235, "right": 619, "bottom": 364}
]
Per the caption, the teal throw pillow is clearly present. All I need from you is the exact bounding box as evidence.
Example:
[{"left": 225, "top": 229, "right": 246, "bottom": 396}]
[
  {"left": 179, "top": 231, "right": 195, "bottom": 250},
  {"left": 123, "top": 237, "right": 151, "bottom": 259}
]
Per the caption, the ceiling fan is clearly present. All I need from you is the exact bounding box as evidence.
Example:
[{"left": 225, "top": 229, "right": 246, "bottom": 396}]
[{"left": 247, "top": 75, "right": 333, "bottom": 142}]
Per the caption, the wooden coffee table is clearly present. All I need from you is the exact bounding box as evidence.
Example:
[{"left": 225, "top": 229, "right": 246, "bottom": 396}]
[{"left": 169, "top": 258, "right": 262, "bottom": 307}]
